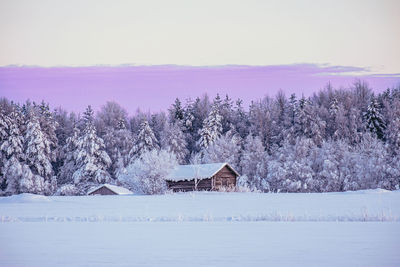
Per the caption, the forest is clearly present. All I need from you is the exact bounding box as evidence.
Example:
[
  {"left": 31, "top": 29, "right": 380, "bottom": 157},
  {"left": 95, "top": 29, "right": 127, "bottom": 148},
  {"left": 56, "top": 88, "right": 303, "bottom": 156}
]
[{"left": 0, "top": 80, "right": 399, "bottom": 195}]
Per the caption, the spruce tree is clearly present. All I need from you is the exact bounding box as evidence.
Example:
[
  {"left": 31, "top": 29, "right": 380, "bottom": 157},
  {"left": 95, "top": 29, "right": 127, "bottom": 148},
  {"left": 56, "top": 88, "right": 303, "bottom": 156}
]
[
  {"left": 364, "top": 98, "right": 386, "bottom": 140},
  {"left": 0, "top": 110, "right": 29, "bottom": 194},
  {"left": 24, "top": 111, "right": 56, "bottom": 194},
  {"left": 25, "top": 113, "right": 53, "bottom": 180},
  {"left": 198, "top": 102, "right": 222, "bottom": 150},
  {"left": 129, "top": 120, "right": 159, "bottom": 160},
  {"left": 58, "top": 126, "right": 80, "bottom": 185},
  {"left": 168, "top": 98, "right": 184, "bottom": 125},
  {"left": 72, "top": 106, "right": 111, "bottom": 191}
]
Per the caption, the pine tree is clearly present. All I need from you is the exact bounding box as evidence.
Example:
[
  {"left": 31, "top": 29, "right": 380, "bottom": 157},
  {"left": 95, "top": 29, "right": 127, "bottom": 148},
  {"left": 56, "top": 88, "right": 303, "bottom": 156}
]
[
  {"left": 327, "top": 97, "right": 339, "bottom": 137},
  {"left": 37, "top": 101, "right": 58, "bottom": 154},
  {"left": 220, "top": 94, "right": 234, "bottom": 134},
  {"left": 0, "top": 108, "right": 11, "bottom": 143},
  {"left": 129, "top": 120, "right": 159, "bottom": 160},
  {"left": 198, "top": 102, "right": 223, "bottom": 150},
  {"left": 58, "top": 126, "right": 80, "bottom": 185},
  {"left": 271, "top": 91, "right": 287, "bottom": 146},
  {"left": 248, "top": 98, "right": 273, "bottom": 150},
  {"left": 72, "top": 106, "right": 111, "bottom": 191},
  {"left": 364, "top": 98, "right": 386, "bottom": 140},
  {"left": 25, "top": 113, "right": 53, "bottom": 179},
  {"left": 232, "top": 99, "right": 249, "bottom": 139},
  {"left": 0, "top": 108, "right": 11, "bottom": 189},
  {"left": 0, "top": 110, "right": 29, "bottom": 194},
  {"left": 168, "top": 98, "right": 184, "bottom": 125},
  {"left": 24, "top": 111, "right": 56, "bottom": 194},
  {"left": 160, "top": 122, "right": 188, "bottom": 164},
  {"left": 385, "top": 99, "right": 400, "bottom": 154}
]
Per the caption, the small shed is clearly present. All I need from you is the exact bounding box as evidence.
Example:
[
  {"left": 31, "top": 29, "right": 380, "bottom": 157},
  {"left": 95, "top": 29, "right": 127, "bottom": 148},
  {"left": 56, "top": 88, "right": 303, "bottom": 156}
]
[
  {"left": 87, "top": 184, "right": 133, "bottom": 195},
  {"left": 166, "top": 162, "right": 239, "bottom": 192}
]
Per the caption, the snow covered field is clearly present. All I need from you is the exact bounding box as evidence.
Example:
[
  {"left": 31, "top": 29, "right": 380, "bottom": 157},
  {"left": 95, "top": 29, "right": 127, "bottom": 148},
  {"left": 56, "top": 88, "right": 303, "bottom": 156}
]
[{"left": 1, "top": 190, "right": 400, "bottom": 266}]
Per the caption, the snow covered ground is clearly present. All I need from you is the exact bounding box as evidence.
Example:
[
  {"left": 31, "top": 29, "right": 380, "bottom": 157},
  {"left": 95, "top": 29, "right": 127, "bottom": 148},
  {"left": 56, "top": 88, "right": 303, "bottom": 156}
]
[{"left": 1, "top": 190, "right": 400, "bottom": 266}]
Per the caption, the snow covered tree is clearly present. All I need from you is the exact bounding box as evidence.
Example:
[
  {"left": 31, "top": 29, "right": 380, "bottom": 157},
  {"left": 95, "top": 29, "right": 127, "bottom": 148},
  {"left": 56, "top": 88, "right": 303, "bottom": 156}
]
[
  {"left": 240, "top": 134, "right": 266, "bottom": 189},
  {"left": 149, "top": 113, "right": 167, "bottom": 147},
  {"left": 364, "top": 98, "right": 386, "bottom": 140},
  {"left": 129, "top": 120, "right": 159, "bottom": 161},
  {"left": 231, "top": 99, "right": 250, "bottom": 139},
  {"left": 385, "top": 99, "right": 400, "bottom": 154},
  {"left": 168, "top": 98, "right": 184, "bottom": 125},
  {"left": 118, "top": 149, "right": 177, "bottom": 194},
  {"left": 0, "top": 110, "right": 28, "bottom": 194},
  {"left": 0, "top": 108, "right": 11, "bottom": 143},
  {"left": 96, "top": 101, "right": 129, "bottom": 137},
  {"left": 37, "top": 101, "right": 58, "bottom": 157},
  {"left": 198, "top": 101, "right": 223, "bottom": 150},
  {"left": 248, "top": 98, "right": 273, "bottom": 150},
  {"left": 57, "top": 126, "right": 80, "bottom": 185},
  {"left": 311, "top": 140, "right": 349, "bottom": 192},
  {"left": 160, "top": 122, "right": 188, "bottom": 164},
  {"left": 267, "top": 138, "right": 315, "bottom": 192},
  {"left": 0, "top": 108, "right": 11, "bottom": 189},
  {"left": 103, "top": 118, "right": 133, "bottom": 177},
  {"left": 183, "top": 95, "right": 211, "bottom": 153},
  {"left": 72, "top": 106, "right": 112, "bottom": 192},
  {"left": 341, "top": 133, "right": 391, "bottom": 191},
  {"left": 220, "top": 94, "right": 234, "bottom": 134},
  {"left": 292, "top": 97, "right": 326, "bottom": 146},
  {"left": 24, "top": 112, "right": 56, "bottom": 194},
  {"left": 202, "top": 132, "right": 241, "bottom": 171},
  {"left": 270, "top": 90, "right": 288, "bottom": 146}
]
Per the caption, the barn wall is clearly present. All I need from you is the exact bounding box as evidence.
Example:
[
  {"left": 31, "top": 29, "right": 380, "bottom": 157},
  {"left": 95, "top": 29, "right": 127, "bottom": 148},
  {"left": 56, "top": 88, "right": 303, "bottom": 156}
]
[
  {"left": 167, "top": 178, "right": 212, "bottom": 192},
  {"left": 213, "top": 166, "right": 237, "bottom": 190},
  {"left": 89, "top": 186, "right": 117, "bottom": 195}
]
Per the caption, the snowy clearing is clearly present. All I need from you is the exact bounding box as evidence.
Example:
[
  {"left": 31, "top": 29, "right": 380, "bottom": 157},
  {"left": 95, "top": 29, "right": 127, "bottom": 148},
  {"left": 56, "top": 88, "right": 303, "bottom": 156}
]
[
  {"left": 1, "top": 222, "right": 399, "bottom": 267},
  {"left": 1, "top": 189, "right": 399, "bottom": 222},
  {"left": 1, "top": 190, "right": 400, "bottom": 266}
]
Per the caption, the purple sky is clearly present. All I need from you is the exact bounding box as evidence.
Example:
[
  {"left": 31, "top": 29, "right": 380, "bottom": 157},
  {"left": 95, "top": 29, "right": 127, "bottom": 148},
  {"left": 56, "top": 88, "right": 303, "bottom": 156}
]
[{"left": 0, "top": 64, "right": 399, "bottom": 114}]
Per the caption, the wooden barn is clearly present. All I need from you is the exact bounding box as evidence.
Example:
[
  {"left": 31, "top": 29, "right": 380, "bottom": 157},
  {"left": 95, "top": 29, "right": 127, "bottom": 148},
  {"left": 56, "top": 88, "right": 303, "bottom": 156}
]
[
  {"left": 165, "top": 162, "right": 239, "bottom": 192},
  {"left": 87, "top": 184, "right": 133, "bottom": 195}
]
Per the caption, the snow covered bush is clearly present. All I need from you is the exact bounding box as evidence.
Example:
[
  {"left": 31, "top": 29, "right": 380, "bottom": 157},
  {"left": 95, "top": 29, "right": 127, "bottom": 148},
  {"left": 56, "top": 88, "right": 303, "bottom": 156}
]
[
  {"left": 118, "top": 149, "right": 177, "bottom": 194},
  {"left": 55, "top": 184, "right": 78, "bottom": 196}
]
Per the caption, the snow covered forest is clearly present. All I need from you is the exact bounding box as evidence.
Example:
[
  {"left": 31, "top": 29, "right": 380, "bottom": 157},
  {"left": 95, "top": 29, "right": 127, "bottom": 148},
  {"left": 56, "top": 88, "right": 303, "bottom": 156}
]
[{"left": 1, "top": 81, "right": 400, "bottom": 195}]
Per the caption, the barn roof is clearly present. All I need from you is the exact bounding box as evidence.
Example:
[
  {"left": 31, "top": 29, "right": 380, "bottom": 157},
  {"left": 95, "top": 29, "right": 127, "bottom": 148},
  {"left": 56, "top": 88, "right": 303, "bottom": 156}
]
[
  {"left": 166, "top": 162, "right": 239, "bottom": 182},
  {"left": 87, "top": 184, "right": 133, "bottom": 195}
]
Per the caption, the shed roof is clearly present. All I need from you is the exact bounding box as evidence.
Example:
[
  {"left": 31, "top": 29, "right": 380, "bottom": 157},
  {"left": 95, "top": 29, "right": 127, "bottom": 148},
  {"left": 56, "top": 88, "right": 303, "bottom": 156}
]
[
  {"left": 87, "top": 184, "right": 133, "bottom": 195},
  {"left": 166, "top": 162, "right": 239, "bottom": 182}
]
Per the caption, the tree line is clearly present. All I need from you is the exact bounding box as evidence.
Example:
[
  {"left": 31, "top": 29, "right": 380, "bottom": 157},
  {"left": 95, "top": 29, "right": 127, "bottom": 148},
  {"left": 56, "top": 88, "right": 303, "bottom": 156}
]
[{"left": 0, "top": 80, "right": 399, "bottom": 195}]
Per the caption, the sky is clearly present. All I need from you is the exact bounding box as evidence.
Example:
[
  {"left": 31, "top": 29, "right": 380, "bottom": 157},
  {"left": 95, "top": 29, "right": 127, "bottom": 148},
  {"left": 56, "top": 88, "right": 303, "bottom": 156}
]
[
  {"left": 0, "top": 0, "right": 399, "bottom": 112},
  {"left": 1, "top": 65, "right": 399, "bottom": 113}
]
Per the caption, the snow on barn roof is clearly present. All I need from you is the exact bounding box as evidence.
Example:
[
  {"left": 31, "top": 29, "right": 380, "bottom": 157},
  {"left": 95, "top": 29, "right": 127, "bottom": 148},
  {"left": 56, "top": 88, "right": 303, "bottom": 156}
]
[
  {"left": 166, "top": 162, "right": 239, "bottom": 182},
  {"left": 87, "top": 184, "right": 133, "bottom": 195}
]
